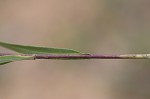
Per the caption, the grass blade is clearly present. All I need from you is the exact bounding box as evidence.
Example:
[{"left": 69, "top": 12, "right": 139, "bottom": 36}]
[
  {"left": 0, "top": 41, "right": 80, "bottom": 54},
  {"left": 0, "top": 55, "right": 34, "bottom": 65}
]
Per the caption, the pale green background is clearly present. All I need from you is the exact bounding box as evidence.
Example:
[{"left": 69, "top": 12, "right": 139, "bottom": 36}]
[{"left": 0, "top": 0, "right": 150, "bottom": 99}]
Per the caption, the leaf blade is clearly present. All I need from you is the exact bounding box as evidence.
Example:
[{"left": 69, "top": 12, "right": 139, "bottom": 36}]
[
  {"left": 0, "top": 41, "right": 80, "bottom": 54},
  {"left": 0, "top": 55, "right": 34, "bottom": 65}
]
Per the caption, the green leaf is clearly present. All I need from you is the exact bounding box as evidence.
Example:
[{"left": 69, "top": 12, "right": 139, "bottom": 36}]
[
  {"left": 0, "top": 41, "right": 80, "bottom": 54},
  {"left": 0, "top": 62, "right": 11, "bottom": 65},
  {"left": 0, "top": 55, "right": 34, "bottom": 65}
]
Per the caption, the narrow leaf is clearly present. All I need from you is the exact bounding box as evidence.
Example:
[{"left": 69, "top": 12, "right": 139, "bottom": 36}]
[
  {"left": 0, "top": 62, "right": 11, "bottom": 65},
  {"left": 0, "top": 55, "right": 34, "bottom": 65},
  {"left": 0, "top": 41, "right": 80, "bottom": 54}
]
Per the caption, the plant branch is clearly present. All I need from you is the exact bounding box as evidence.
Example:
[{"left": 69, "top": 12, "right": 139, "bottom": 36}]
[{"left": 0, "top": 53, "right": 150, "bottom": 59}]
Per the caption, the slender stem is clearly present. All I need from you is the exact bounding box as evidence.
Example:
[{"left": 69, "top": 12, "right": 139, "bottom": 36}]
[
  {"left": 0, "top": 53, "right": 150, "bottom": 59},
  {"left": 34, "top": 54, "right": 150, "bottom": 59}
]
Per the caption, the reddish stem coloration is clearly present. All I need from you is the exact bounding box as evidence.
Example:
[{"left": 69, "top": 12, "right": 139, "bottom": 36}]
[
  {"left": 34, "top": 54, "right": 121, "bottom": 59},
  {"left": 0, "top": 53, "right": 150, "bottom": 59}
]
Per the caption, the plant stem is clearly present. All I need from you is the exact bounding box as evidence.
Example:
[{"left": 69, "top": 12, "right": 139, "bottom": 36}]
[{"left": 0, "top": 53, "right": 150, "bottom": 59}]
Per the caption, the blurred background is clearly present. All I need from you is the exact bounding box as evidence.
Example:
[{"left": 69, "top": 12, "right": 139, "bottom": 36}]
[{"left": 0, "top": 0, "right": 150, "bottom": 99}]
